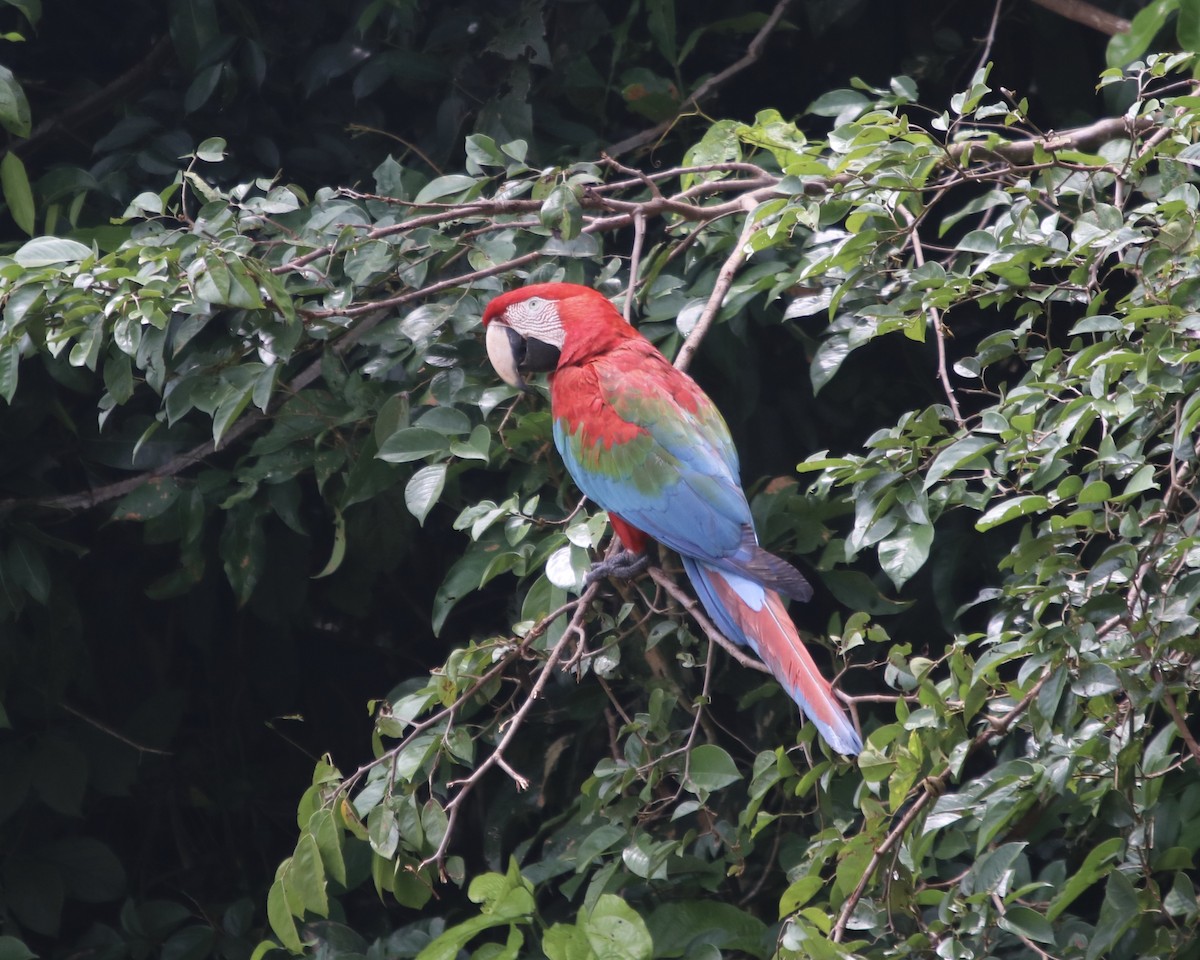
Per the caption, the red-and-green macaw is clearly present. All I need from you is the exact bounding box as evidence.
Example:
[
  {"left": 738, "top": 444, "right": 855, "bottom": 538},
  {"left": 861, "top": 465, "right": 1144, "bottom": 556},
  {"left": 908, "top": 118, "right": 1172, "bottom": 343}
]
[{"left": 482, "top": 282, "right": 861, "bottom": 755}]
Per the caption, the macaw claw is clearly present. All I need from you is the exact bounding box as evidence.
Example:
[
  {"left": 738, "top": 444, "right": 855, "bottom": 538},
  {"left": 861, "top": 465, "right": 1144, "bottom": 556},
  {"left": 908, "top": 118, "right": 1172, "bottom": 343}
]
[{"left": 585, "top": 549, "right": 651, "bottom": 584}]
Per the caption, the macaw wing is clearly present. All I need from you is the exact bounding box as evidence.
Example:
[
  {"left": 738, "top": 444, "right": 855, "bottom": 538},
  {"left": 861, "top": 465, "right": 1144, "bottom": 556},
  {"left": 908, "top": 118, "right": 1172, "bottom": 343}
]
[{"left": 552, "top": 346, "right": 810, "bottom": 599}]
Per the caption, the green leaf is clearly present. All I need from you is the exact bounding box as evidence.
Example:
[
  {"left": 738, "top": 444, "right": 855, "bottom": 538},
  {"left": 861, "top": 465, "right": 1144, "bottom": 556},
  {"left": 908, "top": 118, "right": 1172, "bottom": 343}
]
[
  {"left": 6, "top": 536, "right": 49, "bottom": 604},
  {"left": 810, "top": 332, "right": 850, "bottom": 394},
  {"left": 405, "top": 463, "right": 447, "bottom": 526},
  {"left": 1076, "top": 479, "right": 1111, "bottom": 504},
  {"left": 877, "top": 522, "right": 933, "bottom": 589},
  {"left": 266, "top": 878, "right": 303, "bottom": 953},
  {"left": 923, "top": 437, "right": 998, "bottom": 488},
  {"left": 647, "top": 901, "right": 768, "bottom": 957},
  {"left": 1087, "top": 869, "right": 1139, "bottom": 960},
  {"left": 1107, "top": 0, "right": 1177, "bottom": 65},
  {"left": 0, "top": 65, "right": 30, "bottom": 137},
  {"left": 112, "top": 478, "right": 182, "bottom": 522},
  {"left": 583, "top": 895, "right": 653, "bottom": 960},
  {"left": 287, "top": 834, "right": 329, "bottom": 917},
  {"left": 0, "top": 0, "right": 40, "bottom": 26},
  {"left": 308, "top": 809, "right": 347, "bottom": 886},
  {"left": 686, "top": 744, "right": 741, "bottom": 793},
  {"left": 13, "top": 235, "right": 91, "bottom": 266},
  {"left": 161, "top": 926, "right": 216, "bottom": 960},
  {"left": 1, "top": 855, "right": 63, "bottom": 936},
  {"left": 544, "top": 924, "right": 596, "bottom": 960},
  {"left": 0, "top": 342, "right": 18, "bottom": 403},
  {"left": 220, "top": 507, "right": 265, "bottom": 606},
  {"left": 414, "top": 174, "right": 478, "bottom": 204},
  {"left": 184, "top": 63, "right": 223, "bottom": 113},
  {"left": 44, "top": 836, "right": 126, "bottom": 903},
  {"left": 540, "top": 183, "right": 582, "bottom": 240},
  {"left": 779, "top": 876, "right": 824, "bottom": 917},
  {"left": 311, "top": 508, "right": 346, "bottom": 579},
  {"left": 646, "top": 0, "right": 677, "bottom": 65},
  {"left": 0, "top": 936, "right": 37, "bottom": 960},
  {"left": 997, "top": 905, "right": 1055, "bottom": 944},
  {"left": 1046, "top": 837, "right": 1124, "bottom": 921},
  {"left": 414, "top": 914, "right": 513, "bottom": 960},
  {"left": 975, "top": 495, "right": 1049, "bottom": 532},
  {"left": 195, "top": 136, "right": 227, "bottom": 161},
  {"left": 376, "top": 427, "right": 450, "bottom": 463},
  {"left": 416, "top": 406, "right": 471, "bottom": 436},
  {"left": 807, "top": 88, "right": 869, "bottom": 118},
  {"left": 2, "top": 151, "right": 34, "bottom": 235},
  {"left": 576, "top": 824, "right": 628, "bottom": 868}
]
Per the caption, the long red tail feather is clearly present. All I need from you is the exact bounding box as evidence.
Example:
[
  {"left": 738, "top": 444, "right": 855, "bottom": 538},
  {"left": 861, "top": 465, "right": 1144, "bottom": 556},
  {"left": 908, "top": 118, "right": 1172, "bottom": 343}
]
[{"left": 681, "top": 558, "right": 861, "bottom": 755}]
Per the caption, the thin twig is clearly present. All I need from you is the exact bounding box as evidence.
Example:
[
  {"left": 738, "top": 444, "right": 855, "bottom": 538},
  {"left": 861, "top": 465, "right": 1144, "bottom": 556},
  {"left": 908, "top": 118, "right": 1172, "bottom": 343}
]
[
  {"left": 5, "top": 109, "right": 1163, "bottom": 516},
  {"left": 975, "top": 0, "right": 1005, "bottom": 77},
  {"left": 898, "top": 204, "right": 965, "bottom": 426},
  {"left": 15, "top": 36, "right": 174, "bottom": 161},
  {"left": 605, "top": 0, "right": 797, "bottom": 157},
  {"left": 675, "top": 199, "right": 762, "bottom": 372},
  {"left": 59, "top": 701, "right": 173, "bottom": 755},
  {"left": 625, "top": 210, "right": 646, "bottom": 322},
  {"left": 422, "top": 581, "right": 601, "bottom": 873},
  {"left": 647, "top": 566, "right": 770, "bottom": 675}
]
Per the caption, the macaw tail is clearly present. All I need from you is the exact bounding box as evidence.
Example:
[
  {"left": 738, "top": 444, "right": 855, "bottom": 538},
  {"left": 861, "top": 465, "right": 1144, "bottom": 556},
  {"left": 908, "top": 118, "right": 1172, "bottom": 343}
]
[{"left": 681, "top": 557, "right": 862, "bottom": 756}]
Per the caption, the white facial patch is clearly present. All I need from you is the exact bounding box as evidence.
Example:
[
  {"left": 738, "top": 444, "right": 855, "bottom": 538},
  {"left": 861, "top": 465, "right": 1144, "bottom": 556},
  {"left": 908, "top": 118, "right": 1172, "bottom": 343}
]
[{"left": 505, "top": 297, "right": 565, "bottom": 349}]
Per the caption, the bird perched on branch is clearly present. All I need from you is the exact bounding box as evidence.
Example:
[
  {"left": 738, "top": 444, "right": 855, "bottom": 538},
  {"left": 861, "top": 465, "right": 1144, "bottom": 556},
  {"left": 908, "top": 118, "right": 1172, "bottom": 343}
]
[{"left": 482, "top": 282, "right": 861, "bottom": 756}]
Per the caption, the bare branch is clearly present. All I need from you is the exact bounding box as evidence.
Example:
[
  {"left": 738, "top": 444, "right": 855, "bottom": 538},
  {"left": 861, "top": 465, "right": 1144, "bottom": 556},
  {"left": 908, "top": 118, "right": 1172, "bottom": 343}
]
[
  {"left": 1028, "top": 0, "right": 1131, "bottom": 35},
  {"left": 897, "top": 203, "right": 965, "bottom": 427},
  {"left": 605, "top": 0, "right": 798, "bottom": 157},
  {"left": 59, "top": 701, "right": 172, "bottom": 756},
  {"left": 15, "top": 36, "right": 175, "bottom": 161},
  {"left": 423, "top": 581, "right": 600, "bottom": 873},
  {"left": 647, "top": 566, "right": 770, "bottom": 675},
  {"left": 975, "top": 0, "right": 1006, "bottom": 76},
  {"left": 949, "top": 114, "right": 1156, "bottom": 164},
  {"left": 4, "top": 105, "right": 1167, "bottom": 516},
  {"left": 675, "top": 199, "right": 762, "bottom": 372}
]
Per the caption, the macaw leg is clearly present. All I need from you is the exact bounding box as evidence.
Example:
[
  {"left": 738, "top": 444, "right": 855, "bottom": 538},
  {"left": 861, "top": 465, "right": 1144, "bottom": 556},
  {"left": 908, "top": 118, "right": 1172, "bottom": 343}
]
[
  {"left": 585, "top": 512, "right": 651, "bottom": 584},
  {"left": 585, "top": 550, "right": 651, "bottom": 584}
]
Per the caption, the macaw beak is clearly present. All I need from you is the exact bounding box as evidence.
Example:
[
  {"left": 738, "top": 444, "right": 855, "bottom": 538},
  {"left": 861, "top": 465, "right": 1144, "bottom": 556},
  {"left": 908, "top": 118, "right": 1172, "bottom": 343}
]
[{"left": 485, "top": 322, "right": 561, "bottom": 391}]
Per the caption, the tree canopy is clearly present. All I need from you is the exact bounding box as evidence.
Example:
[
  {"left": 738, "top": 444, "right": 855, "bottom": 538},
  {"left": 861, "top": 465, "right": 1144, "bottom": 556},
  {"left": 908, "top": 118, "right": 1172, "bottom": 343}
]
[{"left": 3, "top": 2, "right": 1200, "bottom": 960}]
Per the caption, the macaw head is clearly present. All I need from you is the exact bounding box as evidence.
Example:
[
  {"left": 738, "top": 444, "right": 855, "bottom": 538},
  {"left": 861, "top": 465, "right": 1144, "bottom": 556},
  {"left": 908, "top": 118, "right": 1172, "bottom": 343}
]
[{"left": 482, "top": 282, "right": 633, "bottom": 390}]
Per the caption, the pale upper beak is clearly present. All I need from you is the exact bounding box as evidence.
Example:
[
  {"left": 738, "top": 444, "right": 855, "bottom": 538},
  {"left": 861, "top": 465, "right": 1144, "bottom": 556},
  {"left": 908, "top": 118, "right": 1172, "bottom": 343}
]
[
  {"left": 484, "top": 321, "right": 562, "bottom": 391},
  {"left": 486, "top": 322, "right": 527, "bottom": 390}
]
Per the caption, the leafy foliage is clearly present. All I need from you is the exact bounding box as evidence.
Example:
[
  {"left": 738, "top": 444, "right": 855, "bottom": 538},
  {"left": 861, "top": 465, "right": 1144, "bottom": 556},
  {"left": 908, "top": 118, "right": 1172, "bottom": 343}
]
[{"left": 6, "top": 3, "right": 1200, "bottom": 960}]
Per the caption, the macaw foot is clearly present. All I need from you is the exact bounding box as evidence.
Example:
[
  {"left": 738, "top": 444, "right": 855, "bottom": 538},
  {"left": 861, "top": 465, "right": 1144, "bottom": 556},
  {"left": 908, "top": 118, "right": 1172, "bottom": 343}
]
[{"left": 585, "top": 550, "right": 651, "bottom": 585}]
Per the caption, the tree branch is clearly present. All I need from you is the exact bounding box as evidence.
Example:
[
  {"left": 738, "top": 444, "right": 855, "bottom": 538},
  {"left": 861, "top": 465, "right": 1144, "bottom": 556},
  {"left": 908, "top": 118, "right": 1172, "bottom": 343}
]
[
  {"left": 423, "top": 581, "right": 600, "bottom": 874},
  {"left": 1028, "top": 0, "right": 1130, "bottom": 35},
  {"left": 604, "top": 0, "right": 797, "bottom": 157},
  {"left": 949, "top": 114, "right": 1156, "bottom": 164},
  {"left": 674, "top": 199, "right": 762, "bottom": 372},
  {"left": 15, "top": 36, "right": 175, "bottom": 161},
  {"left": 897, "top": 202, "right": 965, "bottom": 427}
]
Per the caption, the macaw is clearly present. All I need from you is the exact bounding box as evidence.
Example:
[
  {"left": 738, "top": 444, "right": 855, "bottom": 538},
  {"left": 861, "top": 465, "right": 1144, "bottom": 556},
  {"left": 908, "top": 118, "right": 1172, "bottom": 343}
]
[{"left": 482, "top": 282, "right": 861, "bottom": 755}]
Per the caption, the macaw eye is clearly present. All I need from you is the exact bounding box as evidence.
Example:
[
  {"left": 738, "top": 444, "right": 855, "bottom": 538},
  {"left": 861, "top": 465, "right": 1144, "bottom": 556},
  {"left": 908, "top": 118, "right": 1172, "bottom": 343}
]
[{"left": 525, "top": 297, "right": 545, "bottom": 309}]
